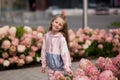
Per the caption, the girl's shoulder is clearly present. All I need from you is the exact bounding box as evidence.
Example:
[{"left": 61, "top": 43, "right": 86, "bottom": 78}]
[{"left": 44, "top": 31, "right": 51, "bottom": 36}]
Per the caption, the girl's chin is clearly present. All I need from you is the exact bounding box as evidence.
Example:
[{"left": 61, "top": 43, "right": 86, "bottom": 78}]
[
  {"left": 52, "top": 30, "right": 58, "bottom": 33},
  {"left": 53, "top": 29, "right": 59, "bottom": 32}
]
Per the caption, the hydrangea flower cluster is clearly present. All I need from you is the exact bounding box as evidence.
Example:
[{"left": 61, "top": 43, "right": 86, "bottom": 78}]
[{"left": 0, "top": 25, "right": 44, "bottom": 69}]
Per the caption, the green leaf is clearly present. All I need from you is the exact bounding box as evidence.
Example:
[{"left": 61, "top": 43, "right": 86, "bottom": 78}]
[
  {"left": 110, "top": 22, "right": 120, "bottom": 28},
  {"left": 16, "top": 27, "right": 26, "bottom": 39}
]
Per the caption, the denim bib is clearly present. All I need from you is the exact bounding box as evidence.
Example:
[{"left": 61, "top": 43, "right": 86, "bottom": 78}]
[{"left": 46, "top": 52, "right": 64, "bottom": 71}]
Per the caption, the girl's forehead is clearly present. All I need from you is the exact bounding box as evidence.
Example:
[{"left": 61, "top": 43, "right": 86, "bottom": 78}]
[{"left": 55, "top": 17, "right": 65, "bottom": 24}]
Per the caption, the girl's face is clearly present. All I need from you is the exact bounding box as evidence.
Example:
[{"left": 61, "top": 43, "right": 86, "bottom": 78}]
[{"left": 51, "top": 17, "right": 65, "bottom": 33}]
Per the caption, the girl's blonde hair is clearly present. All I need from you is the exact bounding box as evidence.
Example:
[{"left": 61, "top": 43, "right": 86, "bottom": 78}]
[{"left": 48, "top": 14, "right": 70, "bottom": 49}]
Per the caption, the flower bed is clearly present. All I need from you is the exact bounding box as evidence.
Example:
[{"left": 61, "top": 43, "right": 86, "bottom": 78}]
[
  {"left": 53, "top": 55, "right": 120, "bottom": 80},
  {"left": 0, "top": 25, "right": 44, "bottom": 70},
  {"left": 69, "top": 27, "right": 119, "bottom": 59},
  {"left": 0, "top": 25, "right": 120, "bottom": 70}
]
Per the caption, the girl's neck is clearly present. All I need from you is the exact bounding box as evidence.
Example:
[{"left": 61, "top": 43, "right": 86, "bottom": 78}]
[{"left": 51, "top": 30, "right": 59, "bottom": 35}]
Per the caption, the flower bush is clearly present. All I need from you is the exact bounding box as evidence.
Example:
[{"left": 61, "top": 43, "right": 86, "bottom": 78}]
[
  {"left": 96, "top": 52, "right": 120, "bottom": 79},
  {"left": 73, "top": 58, "right": 119, "bottom": 80},
  {"left": 0, "top": 25, "right": 120, "bottom": 70},
  {"left": 52, "top": 56, "right": 120, "bottom": 79},
  {"left": 69, "top": 27, "right": 119, "bottom": 58},
  {"left": 0, "top": 25, "right": 44, "bottom": 69}
]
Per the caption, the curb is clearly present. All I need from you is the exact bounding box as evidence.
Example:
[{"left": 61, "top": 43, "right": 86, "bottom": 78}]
[{"left": 62, "top": 8, "right": 120, "bottom": 16}]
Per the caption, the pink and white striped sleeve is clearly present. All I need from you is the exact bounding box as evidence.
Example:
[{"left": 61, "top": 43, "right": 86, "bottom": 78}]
[
  {"left": 60, "top": 37, "right": 72, "bottom": 72},
  {"left": 41, "top": 37, "right": 47, "bottom": 68}
]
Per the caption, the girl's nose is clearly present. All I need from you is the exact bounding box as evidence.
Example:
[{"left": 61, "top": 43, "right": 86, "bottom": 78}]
[{"left": 56, "top": 23, "right": 59, "bottom": 26}]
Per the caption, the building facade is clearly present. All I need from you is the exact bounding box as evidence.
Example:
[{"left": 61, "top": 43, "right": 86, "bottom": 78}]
[{"left": 0, "top": 0, "right": 120, "bottom": 11}]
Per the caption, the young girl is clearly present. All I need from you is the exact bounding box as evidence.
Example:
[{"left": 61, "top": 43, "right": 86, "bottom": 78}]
[{"left": 40, "top": 14, "right": 73, "bottom": 80}]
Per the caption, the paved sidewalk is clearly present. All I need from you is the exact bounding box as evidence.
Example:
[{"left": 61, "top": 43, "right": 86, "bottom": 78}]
[
  {"left": 0, "top": 59, "right": 96, "bottom": 80},
  {"left": 0, "top": 61, "right": 78, "bottom": 80}
]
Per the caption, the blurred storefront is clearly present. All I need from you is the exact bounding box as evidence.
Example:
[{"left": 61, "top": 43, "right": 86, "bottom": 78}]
[
  {"left": 28, "top": 0, "right": 48, "bottom": 11},
  {"left": 0, "top": 0, "right": 120, "bottom": 11},
  {"left": 0, "top": 0, "right": 48, "bottom": 11},
  {"left": 47, "top": 0, "right": 120, "bottom": 9}
]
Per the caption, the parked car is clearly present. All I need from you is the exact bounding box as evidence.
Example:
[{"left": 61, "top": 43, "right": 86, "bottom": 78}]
[
  {"left": 45, "top": 6, "right": 62, "bottom": 17},
  {"left": 95, "top": 3, "right": 109, "bottom": 15}
]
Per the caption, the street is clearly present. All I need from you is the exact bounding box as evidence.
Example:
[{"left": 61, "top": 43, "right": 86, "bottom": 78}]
[
  {"left": 67, "top": 14, "right": 120, "bottom": 31},
  {"left": 0, "top": 12, "right": 120, "bottom": 32}
]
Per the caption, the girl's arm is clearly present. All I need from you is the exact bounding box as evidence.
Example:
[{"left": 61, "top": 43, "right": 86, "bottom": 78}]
[
  {"left": 41, "top": 37, "right": 47, "bottom": 68},
  {"left": 60, "top": 37, "right": 72, "bottom": 72}
]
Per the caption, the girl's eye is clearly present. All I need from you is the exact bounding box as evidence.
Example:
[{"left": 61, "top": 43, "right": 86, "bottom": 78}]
[
  {"left": 54, "top": 20, "right": 63, "bottom": 27},
  {"left": 59, "top": 24, "right": 62, "bottom": 26},
  {"left": 55, "top": 21, "right": 58, "bottom": 24}
]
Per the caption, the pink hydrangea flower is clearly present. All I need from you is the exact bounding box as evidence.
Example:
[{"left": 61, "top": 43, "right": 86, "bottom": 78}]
[
  {"left": 76, "top": 28, "right": 83, "bottom": 37},
  {"left": 20, "top": 37, "right": 32, "bottom": 48},
  {"left": 31, "top": 46, "right": 38, "bottom": 52},
  {"left": 98, "top": 44, "right": 103, "bottom": 49},
  {"left": 54, "top": 71, "right": 66, "bottom": 80},
  {"left": 1, "top": 40, "right": 11, "bottom": 50},
  {"left": 24, "top": 26, "right": 33, "bottom": 33},
  {"left": 19, "top": 54, "right": 26, "bottom": 59},
  {"left": 13, "top": 56, "right": 19, "bottom": 63},
  {"left": 98, "top": 70, "right": 118, "bottom": 80},
  {"left": 29, "top": 51, "right": 36, "bottom": 57},
  {"left": 36, "top": 42, "right": 42, "bottom": 48},
  {"left": 8, "top": 57, "right": 15, "bottom": 64},
  {"left": 68, "top": 29, "right": 76, "bottom": 40},
  {"left": 112, "top": 54, "right": 120, "bottom": 69},
  {"left": 2, "top": 52, "right": 9, "bottom": 59},
  {"left": 74, "top": 68, "right": 86, "bottom": 77},
  {"left": 11, "top": 38, "right": 19, "bottom": 46},
  {"left": 25, "top": 56, "right": 33, "bottom": 64},
  {"left": 69, "top": 41, "right": 79, "bottom": 53},
  {"left": 17, "top": 45, "right": 26, "bottom": 53},
  {"left": 73, "top": 76, "right": 90, "bottom": 80},
  {"left": 8, "top": 26, "right": 16, "bottom": 38},
  {"left": 95, "top": 57, "right": 106, "bottom": 70},
  {"left": 0, "top": 58, "right": 4, "bottom": 64},
  {"left": 104, "top": 58, "right": 118, "bottom": 76},
  {"left": 79, "top": 58, "right": 93, "bottom": 70},
  {"left": 85, "top": 66, "right": 100, "bottom": 80},
  {"left": 78, "top": 50, "right": 85, "bottom": 56},
  {"left": 37, "top": 32, "right": 43, "bottom": 39},
  {"left": 17, "top": 59, "right": 25, "bottom": 66},
  {"left": 37, "top": 26, "right": 45, "bottom": 33}
]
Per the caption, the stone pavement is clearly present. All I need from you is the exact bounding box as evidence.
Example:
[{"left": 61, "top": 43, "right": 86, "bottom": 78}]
[{"left": 0, "top": 59, "right": 96, "bottom": 80}]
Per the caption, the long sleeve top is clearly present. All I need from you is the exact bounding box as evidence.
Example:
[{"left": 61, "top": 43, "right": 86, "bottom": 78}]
[{"left": 41, "top": 31, "right": 72, "bottom": 72}]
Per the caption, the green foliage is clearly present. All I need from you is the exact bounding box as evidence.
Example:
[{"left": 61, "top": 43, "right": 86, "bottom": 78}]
[
  {"left": 16, "top": 27, "right": 25, "bottom": 39},
  {"left": 34, "top": 49, "right": 41, "bottom": 62},
  {"left": 102, "top": 42, "right": 115, "bottom": 57},
  {"left": 64, "top": 73, "right": 73, "bottom": 80},
  {"left": 110, "top": 22, "right": 120, "bottom": 28},
  {"left": 84, "top": 40, "right": 117, "bottom": 58},
  {"left": 84, "top": 40, "right": 99, "bottom": 57},
  {"left": 0, "top": 48, "right": 3, "bottom": 57}
]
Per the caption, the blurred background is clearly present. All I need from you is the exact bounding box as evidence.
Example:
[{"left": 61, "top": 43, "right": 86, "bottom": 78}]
[
  {"left": 0, "top": 0, "right": 119, "bottom": 11},
  {"left": 0, "top": 0, "right": 120, "bottom": 31}
]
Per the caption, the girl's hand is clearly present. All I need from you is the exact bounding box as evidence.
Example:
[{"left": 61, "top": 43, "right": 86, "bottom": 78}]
[
  {"left": 41, "top": 67, "right": 46, "bottom": 73},
  {"left": 67, "top": 69, "right": 74, "bottom": 77},
  {"left": 68, "top": 71, "right": 73, "bottom": 77}
]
